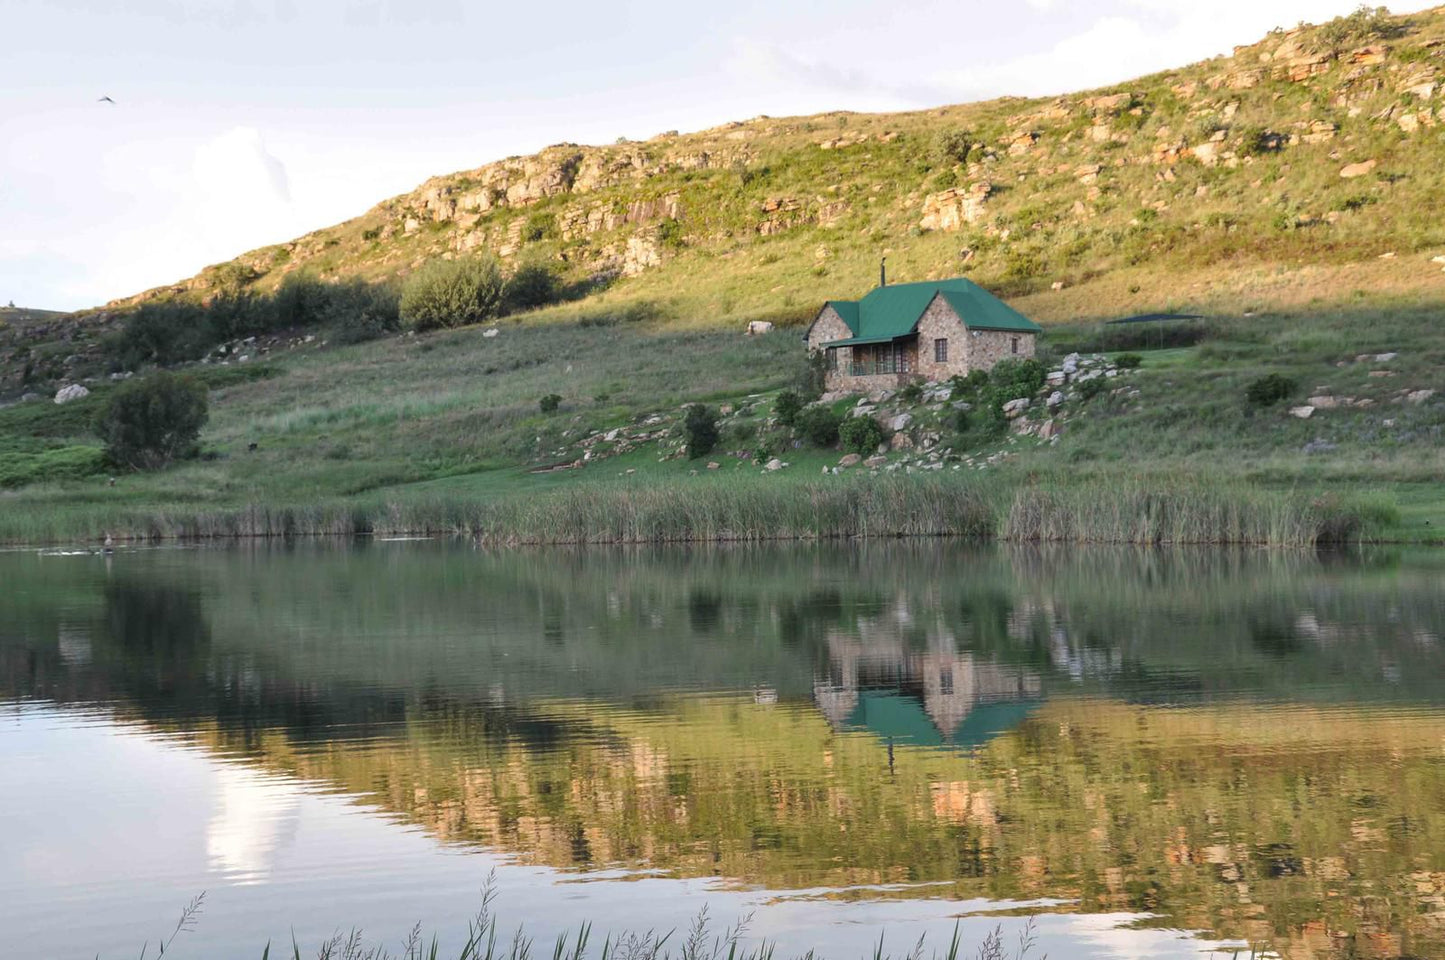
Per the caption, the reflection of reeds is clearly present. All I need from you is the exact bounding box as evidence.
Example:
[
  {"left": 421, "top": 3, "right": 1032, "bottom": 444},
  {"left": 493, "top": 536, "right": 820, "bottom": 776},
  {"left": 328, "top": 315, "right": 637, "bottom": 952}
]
[
  {"left": 151, "top": 877, "right": 1047, "bottom": 960},
  {"left": 8, "top": 472, "right": 1384, "bottom": 548}
]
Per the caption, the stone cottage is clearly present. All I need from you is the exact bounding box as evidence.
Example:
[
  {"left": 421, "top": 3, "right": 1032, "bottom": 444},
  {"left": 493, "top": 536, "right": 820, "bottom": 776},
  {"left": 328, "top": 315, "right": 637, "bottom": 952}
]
[{"left": 804, "top": 278, "right": 1042, "bottom": 393}]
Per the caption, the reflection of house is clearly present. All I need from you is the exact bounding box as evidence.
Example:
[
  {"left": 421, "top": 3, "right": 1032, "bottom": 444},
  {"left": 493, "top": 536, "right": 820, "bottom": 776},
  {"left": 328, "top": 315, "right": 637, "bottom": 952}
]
[{"left": 812, "top": 612, "right": 1041, "bottom": 749}]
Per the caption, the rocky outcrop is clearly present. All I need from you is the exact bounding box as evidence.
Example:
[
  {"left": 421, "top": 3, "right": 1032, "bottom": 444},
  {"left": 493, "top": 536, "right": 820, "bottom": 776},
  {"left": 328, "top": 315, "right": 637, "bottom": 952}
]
[
  {"left": 919, "top": 182, "right": 993, "bottom": 231},
  {"left": 557, "top": 193, "right": 682, "bottom": 240}
]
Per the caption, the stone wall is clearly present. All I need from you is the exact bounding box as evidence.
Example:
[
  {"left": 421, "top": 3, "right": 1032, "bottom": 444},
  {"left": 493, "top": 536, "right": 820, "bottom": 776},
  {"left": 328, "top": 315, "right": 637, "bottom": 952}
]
[
  {"left": 966, "top": 329, "right": 1036, "bottom": 369},
  {"left": 913, "top": 294, "right": 970, "bottom": 381},
  {"left": 808, "top": 306, "right": 854, "bottom": 392}
]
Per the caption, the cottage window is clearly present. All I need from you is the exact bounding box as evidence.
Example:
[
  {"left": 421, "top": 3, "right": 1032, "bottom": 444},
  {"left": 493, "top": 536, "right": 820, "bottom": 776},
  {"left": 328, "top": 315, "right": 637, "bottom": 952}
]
[
  {"left": 933, "top": 338, "right": 948, "bottom": 363},
  {"left": 1010, "top": 337, "right": 1020, "bottom": 355}
]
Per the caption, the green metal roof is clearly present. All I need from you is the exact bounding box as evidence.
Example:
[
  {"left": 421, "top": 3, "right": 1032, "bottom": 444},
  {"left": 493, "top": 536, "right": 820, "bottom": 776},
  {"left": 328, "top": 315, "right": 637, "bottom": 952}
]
[
  {"left": 939, "top": 287, "right": 1043, "bottom": 334},
  {"left": 825, "top": 334, "right": 903, "bottom": 348},
  {"left": 819, "top": 277, "right": 1041, "bottom": 346},
  {"left": 826, "top": 300, "right": 859, "bottom": 331}
]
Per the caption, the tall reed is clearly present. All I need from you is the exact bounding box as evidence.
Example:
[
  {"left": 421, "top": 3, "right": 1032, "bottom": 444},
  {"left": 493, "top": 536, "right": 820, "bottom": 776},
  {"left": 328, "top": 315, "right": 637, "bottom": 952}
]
[{"left": 1, "top": 474, "right": 1383, "bottom": 548}]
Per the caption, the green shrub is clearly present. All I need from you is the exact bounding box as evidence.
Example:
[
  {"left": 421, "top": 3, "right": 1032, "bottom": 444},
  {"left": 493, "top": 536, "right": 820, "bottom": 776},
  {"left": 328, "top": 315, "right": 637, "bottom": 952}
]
[
  {"left": 503, "top": 262, "right": 561, "bottom": 314},
  {"left": 522, "top": 212, "right": 557, "bottom": 243},
  {"left": 272, "top": 273, "right": 332, "bottom": 328},
  {"left": 1115, "top": 353, "right": 1143, "bottom": 369},
  {"left": 897, "top": 381, "right": 924, "bottom": 404},
  {"left": 327, "top": 279, "right": 401, "bottom": 344},
  {"left": 656, "top": 219, "right": 686, "bottom": 251},
  {"left": 400, "top": 256, "right": 504, "bottom": 331},
  {"left": 683, "top": 404, "right": 720, "bottom": 459},
  {"left": 1245, "top": 373, "right": 1297, "bottom": 407},
  {"left": 774, "top": 390, "right": 804, "bottom": 427},
  {"left": 796, "top": 406, "right": 843, "bottom": 447},
  {"left": 989, "top": 358, "right": 1046, "bottom": 401},
  {"left": 949, "top": 369, "right": 990, "bottom": 396},
  {"left": 539, "top": 394, "right": 562, "bottom": 413},
  {"left": 1317, "top": 5, "right": 1397, "bottom": 54},
  {"left": 115, "top": 301, "right": 211, "bottom": 368},
  {"left": 839, "top": 416, "right": 884, "bottom": 455},
  {"left": 798, "top": 351, "right": 828, "bottom": 400},
  {"left": 95, "top": 371, "right": 209, "bottom": 470},
  {"left": 1077, "top": 377, "right": 1109, "bottom": 401},
  {"left": 0, "top": 444, "right": 107, "bottom": 488},
  {"left": 932, "top": 129, "right": 973, "bottom": 166}
]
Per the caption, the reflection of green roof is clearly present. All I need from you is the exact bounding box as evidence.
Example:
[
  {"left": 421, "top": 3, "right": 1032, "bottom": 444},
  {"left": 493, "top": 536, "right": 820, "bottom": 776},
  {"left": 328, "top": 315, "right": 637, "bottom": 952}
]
[
  {"left": 953, "top": 700, "right": 1040, "bottom": 750},
  {"left": 844, "top": 692, "right": 1040, "bottom": 751},
  {"left": 846, "top": 692, "right": 943, "bottom": 747},
  {"left": 819, "top": 278, "right": 1042, "bottom": 346}
]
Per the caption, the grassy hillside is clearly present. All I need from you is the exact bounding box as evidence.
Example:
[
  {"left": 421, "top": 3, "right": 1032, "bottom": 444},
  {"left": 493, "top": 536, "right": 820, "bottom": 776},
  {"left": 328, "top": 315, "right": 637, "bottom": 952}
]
[
  {"left": 1, "top": 6, "right": 1443, "bottom": 544},
  {"left": 106, "top": 6, "right": 1445, "bottom": 326}
]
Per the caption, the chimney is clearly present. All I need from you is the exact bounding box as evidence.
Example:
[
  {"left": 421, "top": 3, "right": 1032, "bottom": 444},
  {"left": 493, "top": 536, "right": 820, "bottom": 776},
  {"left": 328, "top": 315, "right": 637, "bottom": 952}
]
[{"left": 879, "top": 257, "right": 887, "bottom": 288}]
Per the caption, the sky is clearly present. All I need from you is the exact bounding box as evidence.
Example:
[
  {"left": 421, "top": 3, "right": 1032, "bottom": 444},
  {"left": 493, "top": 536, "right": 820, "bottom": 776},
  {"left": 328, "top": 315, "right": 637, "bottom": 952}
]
[{"left": 2, "top": 1, "right": 1436, "bottom": 311}]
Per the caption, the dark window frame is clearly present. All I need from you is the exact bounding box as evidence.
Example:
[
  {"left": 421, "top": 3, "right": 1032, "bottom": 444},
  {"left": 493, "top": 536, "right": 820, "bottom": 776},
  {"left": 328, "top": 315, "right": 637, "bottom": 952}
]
[{"left": 934, "top": 337, "right": 948, "bottom": 363}]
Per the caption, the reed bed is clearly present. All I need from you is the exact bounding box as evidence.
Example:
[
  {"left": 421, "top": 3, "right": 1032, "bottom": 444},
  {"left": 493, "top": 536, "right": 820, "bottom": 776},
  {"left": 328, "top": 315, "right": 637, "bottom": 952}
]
[
  {"left": 2, "top": 473, "right": 1384, "bottom": 548},
  {"left": 136, "top": 883, "right": 1050, "bottom": 960}
]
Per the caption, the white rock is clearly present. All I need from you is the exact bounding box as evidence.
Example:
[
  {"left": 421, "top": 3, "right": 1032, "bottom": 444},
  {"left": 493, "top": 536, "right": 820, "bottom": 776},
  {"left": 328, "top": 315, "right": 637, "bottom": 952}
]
[
  {"left": 1289, "top": 406, "right": 1316, "bottom": 419},
  {"left": 1407, "top": 389, "right": 1436, "bottom": 405},
  {"left": 890, "top": 413, "right": 912, "bottom": 431},
  {"left": 53, "top": 384, "right": 89, "bottom": 405},
  {"left": 1003, "top": 398, "right": 1030, "bottom": 419},
  {"left": 765, "top": 458, "right": 787, "bottom": 471},
  {"left": 1046, "top": 391, "right": 1064, "bottom": 408},
  {"left": 482, "top": 328, "right": 499, "bottom": 338}
]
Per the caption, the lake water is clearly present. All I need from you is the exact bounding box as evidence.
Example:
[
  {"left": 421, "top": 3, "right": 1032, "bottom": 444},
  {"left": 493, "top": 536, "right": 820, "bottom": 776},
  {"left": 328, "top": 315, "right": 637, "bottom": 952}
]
[{"left": 3, "top": 542, "right": 1444, "bottom": 960}]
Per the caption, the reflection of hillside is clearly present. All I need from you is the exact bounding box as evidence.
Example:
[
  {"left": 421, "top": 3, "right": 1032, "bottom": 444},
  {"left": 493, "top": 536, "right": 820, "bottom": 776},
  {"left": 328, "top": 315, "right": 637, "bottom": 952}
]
[
  {"left": 5, "top": 543, "right": 1445, "bottom": 959},
  {"left": 175, "top": 693, "right": 1445, "bottom": 960}
]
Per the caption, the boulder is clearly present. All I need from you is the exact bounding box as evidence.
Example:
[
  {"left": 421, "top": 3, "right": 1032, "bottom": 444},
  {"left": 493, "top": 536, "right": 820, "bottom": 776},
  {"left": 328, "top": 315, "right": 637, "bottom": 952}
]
[
  {"left": 764, "top": 458, "right": 787, "bottom": 471},
  {"left": 745, "top": 320, "right": 774, "bottom": 336},
  {"left": 1003, "top": 398, "right": 1030, "bottom": 419},
  {"left": 890, "top": 413, "right": 912, "bottom": 431},
  {"left": 706, "top": 462, "right": 721, "bottom": 470},
  {"left": 1340, "top": 160, "right": 1377, "bottom": 179},
  {"left": 1046, "top": 391, "right": 1064, "bottom": 408},
  {"left": 1038, "top": 419, "right": 1062, "bottom": 440},
  {"left": 864, "top": 455, "right": 888, "bottom": 468},
  {"left": 889, "top": 432, "right": 915, "bottom": 451},
  {"left": 1308, "top": 395, "right": 1340, "bottom": 409},
  {"left": 1407, "top": 389, "right": 1436, "bottom": 405},
  {"left": 838, "top": 453, "right": 862, "bottom": 468},
  {"left": 482, "top": 328, "right": 500, "bottom": 338},
  {"left": 53, "top": 384, "right": 89, "bottom": 405},
  {"left": 1289, "top": 406, "right": 1316, "bottom": 419}
]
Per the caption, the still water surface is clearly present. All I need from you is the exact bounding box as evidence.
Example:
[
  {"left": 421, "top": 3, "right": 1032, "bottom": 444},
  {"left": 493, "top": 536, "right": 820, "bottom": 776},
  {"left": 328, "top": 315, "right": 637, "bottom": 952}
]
[{"left": 2, "top": 542, "right": 1444, "bottom": 959}]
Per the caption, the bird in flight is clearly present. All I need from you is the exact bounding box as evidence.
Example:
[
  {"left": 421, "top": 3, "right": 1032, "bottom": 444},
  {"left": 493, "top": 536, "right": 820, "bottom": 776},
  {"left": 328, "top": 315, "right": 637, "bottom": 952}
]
[{"left": 97, "top": 96, "right": 115, "bottom": 104}]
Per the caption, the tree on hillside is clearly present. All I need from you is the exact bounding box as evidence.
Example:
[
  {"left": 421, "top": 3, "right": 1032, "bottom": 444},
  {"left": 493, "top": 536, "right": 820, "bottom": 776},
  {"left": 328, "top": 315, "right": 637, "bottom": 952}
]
[
  {"left": 400, "top": 255, "right": 504, "bottom": 331},
  {"left": 95, "top": 372, "right": 209, "bottom": 470}
]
